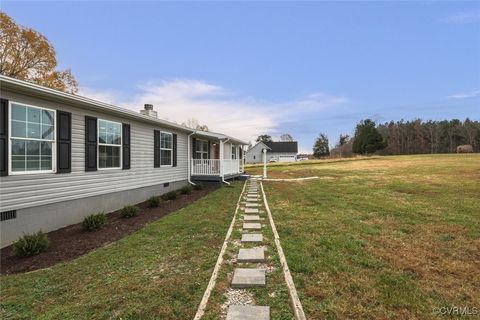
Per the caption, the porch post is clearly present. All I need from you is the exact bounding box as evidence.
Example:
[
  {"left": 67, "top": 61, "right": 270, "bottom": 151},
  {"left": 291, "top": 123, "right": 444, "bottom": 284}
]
[
  {"left": 219, "top": 140, "right": 224, "bottom": 177},
  {"left": 263, "top": 148, "right": 267, "bottom": 178}
]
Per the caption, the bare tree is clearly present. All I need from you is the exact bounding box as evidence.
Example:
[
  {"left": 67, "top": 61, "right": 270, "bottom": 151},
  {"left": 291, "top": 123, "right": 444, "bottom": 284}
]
[
  {"left": 181, "top": 118, "right": 209, "bottom": 131},
  {"left": 280, "top": 133, "right": 294, "bottom": 141}
]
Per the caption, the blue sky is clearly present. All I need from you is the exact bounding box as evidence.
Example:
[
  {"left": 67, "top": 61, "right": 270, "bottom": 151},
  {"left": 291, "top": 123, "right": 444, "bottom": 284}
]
[{"left": 3, "top": 1, "right": 480, "bottom": 152}]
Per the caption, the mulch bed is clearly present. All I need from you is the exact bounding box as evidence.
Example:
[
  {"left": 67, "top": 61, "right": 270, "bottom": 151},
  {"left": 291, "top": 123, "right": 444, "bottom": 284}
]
[{"left": 1, "top": 186, "right": 217, "bottom": 275}]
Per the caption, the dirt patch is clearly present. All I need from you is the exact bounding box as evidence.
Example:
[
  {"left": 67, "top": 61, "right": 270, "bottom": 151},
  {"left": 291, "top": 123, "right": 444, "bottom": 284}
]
[{"left": 1, "top": 186, "right": 217, "bottom": 275}]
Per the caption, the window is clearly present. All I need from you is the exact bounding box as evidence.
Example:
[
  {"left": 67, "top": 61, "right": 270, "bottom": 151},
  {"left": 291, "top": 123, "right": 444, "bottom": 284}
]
[
  {"left": 195, "top": 140, "right": 209, "bottom": 160},
  {"left": 10, "top": 102, "right": 55, "bottom": 173},
  {"left": 98, "top": 119, "right": 122, "bottom": 169},
  {"left": 231, "top": 145, "right": 237, "bottom": 159},
  {"left": 160, "top": 132, "right": 173, "bottom": 166}
]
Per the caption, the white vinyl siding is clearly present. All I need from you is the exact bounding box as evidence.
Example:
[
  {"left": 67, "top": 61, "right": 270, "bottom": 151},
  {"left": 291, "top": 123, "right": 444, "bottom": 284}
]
[{"left": 0, "top": 90, "right": 189, "bottom": 212}]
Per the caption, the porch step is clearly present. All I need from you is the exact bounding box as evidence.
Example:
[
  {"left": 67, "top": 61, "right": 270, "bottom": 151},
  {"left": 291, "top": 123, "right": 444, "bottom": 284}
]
[
  {"left": 238, "top": 248, "right": 265, "bottom": 263},
  {"left": 226, "top": 305, "right": 270, "bottom": 320},
  {"left": 231, "top": 268, "right": 266, "bottom": 288},
  {"left": 245, "top": 208, "right": 259, "bottom": 214},
  {"left": 241, "top": 233, "right": 263, "bottom": 242},
  {"left": 243, "top": 222, "right": 262, "bottom": 230},
  {"left": 244, "top": 215, "right": 260, "bottom": 221}
]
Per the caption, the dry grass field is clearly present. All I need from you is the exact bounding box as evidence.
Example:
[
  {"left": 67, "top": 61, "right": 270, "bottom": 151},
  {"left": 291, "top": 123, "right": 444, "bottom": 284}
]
[{"left": 247, "top": 154, "right": 480, "bottom": 319}]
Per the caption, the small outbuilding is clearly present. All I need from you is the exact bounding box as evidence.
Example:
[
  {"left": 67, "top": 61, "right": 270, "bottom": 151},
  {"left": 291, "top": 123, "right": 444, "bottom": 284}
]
[{"left": 245, "top": 141, "right": 298, "bottom": 164}]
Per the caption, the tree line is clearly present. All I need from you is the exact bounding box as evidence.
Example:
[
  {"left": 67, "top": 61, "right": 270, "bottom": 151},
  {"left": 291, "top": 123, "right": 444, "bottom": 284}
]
[{"left": 314, "top": 118, "right": 480, "bottom": 158}]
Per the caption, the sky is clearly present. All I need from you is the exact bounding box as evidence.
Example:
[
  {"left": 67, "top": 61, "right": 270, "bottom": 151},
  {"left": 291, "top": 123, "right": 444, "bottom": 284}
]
[{"left": 2, "top": 1, "right": 480, "bottom": 153}]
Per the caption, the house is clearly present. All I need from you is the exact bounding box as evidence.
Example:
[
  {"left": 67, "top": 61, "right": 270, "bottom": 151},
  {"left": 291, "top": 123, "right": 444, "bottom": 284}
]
[
  {"left": 0, "top": 75, "right": 247, "bottom": 247},
  {"left": 245, "top": 141, "right": 298, "bottom": 164}
]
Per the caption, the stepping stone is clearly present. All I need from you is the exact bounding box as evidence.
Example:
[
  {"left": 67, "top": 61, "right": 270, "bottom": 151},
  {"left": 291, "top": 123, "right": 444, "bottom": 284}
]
[
  {"left": 246, "top": 203, "right": 259, "bottom": 207},
  {"left": 226, "top": 305, "right": 270, "bottom": 320},
  {"left": 244, "top": 214, "right": 260, "bottom": 221},
  {"left": 245, "top": 208, "right": 259, "bottom": 214},
  {"left": 231, "top": 268, "right": 266, "bottom": 288},
  {"left": 241, "top": 233, "right": 263, "bottom": 242},
  {"left": 238, "top": 247, "right": 265, "bottom": 263},
  {"left": 246, "top": 198, "right": 258, "bottom": 202},
  {"left": 243, "top": 222, "right": 261, "bottom": 230}
]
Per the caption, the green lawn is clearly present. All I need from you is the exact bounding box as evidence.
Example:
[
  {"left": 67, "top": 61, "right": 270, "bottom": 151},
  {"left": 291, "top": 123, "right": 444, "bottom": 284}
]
[
  {"left": 247, "top": 154, "right": 480, "bottom": 319},
  {"left": 0, "top": 184, "right": 242, "bottom": 319}
]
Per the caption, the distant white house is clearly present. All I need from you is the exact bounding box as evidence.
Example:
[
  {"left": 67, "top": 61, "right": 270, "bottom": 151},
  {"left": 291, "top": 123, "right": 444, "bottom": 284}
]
[{"left": 245, "top": 141, "right": 298, "bottom": 164}]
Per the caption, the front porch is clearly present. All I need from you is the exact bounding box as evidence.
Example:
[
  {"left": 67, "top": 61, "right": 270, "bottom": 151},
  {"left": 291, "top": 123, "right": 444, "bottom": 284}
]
[
  {"left": 191, "top": 159, "right": 244, "bottom": 181},
  {"left": 189, "top": 131, "right": 247, "bottom": 183}
]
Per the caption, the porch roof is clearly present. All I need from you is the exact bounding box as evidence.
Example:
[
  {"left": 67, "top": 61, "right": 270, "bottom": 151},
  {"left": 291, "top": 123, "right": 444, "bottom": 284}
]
[{"left": 193, "top": 130, "right": 248, "bottom": 145}]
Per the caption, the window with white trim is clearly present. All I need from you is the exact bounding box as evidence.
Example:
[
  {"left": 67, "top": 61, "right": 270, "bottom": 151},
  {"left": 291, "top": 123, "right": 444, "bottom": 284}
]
[
  {"left": 10, "top": 102, "right": 55, "bottom": 173},
  {"left": 98, "top": 119, "right": 122, "bottom": 169},
  {"left": 160, "top": 132, "right": 173, "bottom": 166},
  {"left": 195, "top": 139, "right": 209, "bottom": 160},
  {"left": 231, "top": 145, "right": 237, "bottom": 159}
]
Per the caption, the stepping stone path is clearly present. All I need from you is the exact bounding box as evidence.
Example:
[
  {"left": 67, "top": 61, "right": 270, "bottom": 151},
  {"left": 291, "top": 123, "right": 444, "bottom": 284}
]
[
  {"left": 226, "top": 306, "right": 270, "bottom": 320},
  {"left": 243, "top": 214, "right": 261, "bottom": 221},
  {"left": 227, "top": 178, "right": 271, "bottom": 320},
  {"left": 243, "top": 222, "right": 262, "bottom": 230},
  {"left": 238, "top": 247, "right": 265, "bottom": 263},
  {"left": 241, "top": 233, "right": 263, "bottom": 242},
  {"left": 231, "top": 268, "right": 266, "bottom": 288}
]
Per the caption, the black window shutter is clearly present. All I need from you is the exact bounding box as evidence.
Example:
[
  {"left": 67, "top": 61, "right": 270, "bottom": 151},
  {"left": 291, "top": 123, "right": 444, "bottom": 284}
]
[
  {"left": 57, "top": 111, "right": 72, "bottom": 173},
  {"left": 122, "top": 123, "right": 131, "bottom": 170},
  {"left": 172, "top": 133, "right": 177, "bottom": 167},
  {"left": 85, "top": 116, "right": 97, "bottom": 171},
  {"left": 208, "top": 141, "right": 211, "bottom": 159},
  {"left": 154, "top": 130, "right": 160, "bottom": 168},
  {"left": 192, "top": 138, "right": 196, "bottom": 160},
  {"left": 0, "top": 99, "right": 8, "bottom": 176}
]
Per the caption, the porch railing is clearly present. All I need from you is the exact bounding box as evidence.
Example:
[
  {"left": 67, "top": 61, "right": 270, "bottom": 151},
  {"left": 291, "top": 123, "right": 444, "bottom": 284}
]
[{"left": 191, "top": 159, "right": 243, "bottom": 176}]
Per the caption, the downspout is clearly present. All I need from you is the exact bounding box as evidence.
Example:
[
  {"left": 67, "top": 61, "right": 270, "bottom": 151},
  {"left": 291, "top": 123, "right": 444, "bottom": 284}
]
[
  {"left": 187, "top": 130, "right": 197, "bottom": 186},
  {"left": 221, "top": 138, "right": 231, "bottom": 185}
]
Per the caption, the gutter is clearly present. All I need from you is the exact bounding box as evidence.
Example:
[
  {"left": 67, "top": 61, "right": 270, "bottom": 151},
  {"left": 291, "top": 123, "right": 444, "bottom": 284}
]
[{"left": 187, "top": 130, "right": 197, "bottom": 186}]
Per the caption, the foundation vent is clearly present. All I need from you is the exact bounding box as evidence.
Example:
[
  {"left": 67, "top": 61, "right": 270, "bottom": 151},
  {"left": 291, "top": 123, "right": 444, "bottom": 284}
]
[{"left": 1, "top": 210, "right": 17, "bottom": 221}]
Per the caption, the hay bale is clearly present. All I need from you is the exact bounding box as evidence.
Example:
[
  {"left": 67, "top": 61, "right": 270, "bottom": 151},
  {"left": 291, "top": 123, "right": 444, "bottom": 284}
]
[{"left": 456, "top": 145, "right": 473, "bottom": 153}]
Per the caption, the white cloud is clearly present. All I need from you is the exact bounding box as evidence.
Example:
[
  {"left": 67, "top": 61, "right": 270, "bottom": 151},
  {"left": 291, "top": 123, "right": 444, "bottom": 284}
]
[
  {"left": 447, "top": 89, "right": 480, "bottom": 99},
  {"left": 444, "top": 10, "right": 480, "bottom": 24},
  {"left": 79, "top": 79, "right": 349, "bottom": 145}
]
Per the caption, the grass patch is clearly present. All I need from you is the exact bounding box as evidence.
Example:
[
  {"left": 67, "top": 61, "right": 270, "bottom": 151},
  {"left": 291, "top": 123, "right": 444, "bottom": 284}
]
[
  {"left": 248, "top": 154, "right": 480, "bottom": 319},
  {"left": 0, "top": 183, "right": 243, "bottom": 319}
]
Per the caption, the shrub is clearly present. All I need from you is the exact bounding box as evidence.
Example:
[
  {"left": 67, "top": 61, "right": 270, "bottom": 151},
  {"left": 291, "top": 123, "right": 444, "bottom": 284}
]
[
  {"left": 120, "top": 205, "right": 139, "bottom": 218},
  {"left": 163, "top": 190, "right": 178, "bottom": 201},
  {"left": 148, "top": 196, "right": 161, "bottom": 208},
  {"left": 82, "top": 213, "right": 107, "bottom": 231},
  {"left": 13, "top": 231, "right": 49, "bottom": 257},
  {"left": 193, "top": 184, "right": 204, "bottom": 190},
  {"left": 179, "top": 185, "right": 193, "bottom": 195}
]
